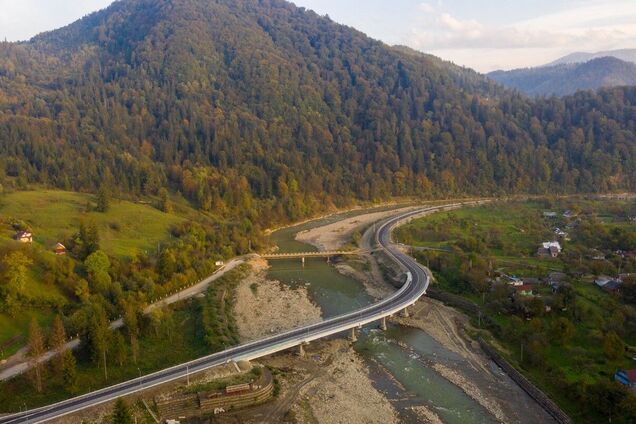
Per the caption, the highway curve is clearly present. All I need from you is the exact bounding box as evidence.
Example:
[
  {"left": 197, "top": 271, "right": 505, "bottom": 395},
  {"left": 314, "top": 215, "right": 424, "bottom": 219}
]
[{"left": 0, "top": 204, "right": 463, "bottom": 424}]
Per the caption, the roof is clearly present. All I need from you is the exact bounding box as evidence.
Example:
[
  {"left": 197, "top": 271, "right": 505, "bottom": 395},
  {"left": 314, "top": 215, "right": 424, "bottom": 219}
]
[
  {"left": 516, "top": 284, "right": 533, "bottom": 292},
  {"left": 619, "top": 369, "right": 636, "bottom": 382},
  {"left": 595, "top": 276, "right": 612, "bottom": 287},
  {"left": 548, "top": 272, "right": 567, "bottom": 281},
  {"left": 542, "top": 241, "right": 562, "bottom": 251},
  {"left": 54, "top": 243, "right": 66, "bottom": 249},
  {"left": 603, "top": 281, "right": 622, "bottom": 291},
  {"left": 16, "top": 231, "right": 32, "bottom": 237}
]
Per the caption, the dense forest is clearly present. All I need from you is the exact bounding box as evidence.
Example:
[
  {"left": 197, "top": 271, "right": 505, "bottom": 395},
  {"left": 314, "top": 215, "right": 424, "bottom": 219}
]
[{"left": 0, "top": 0, "right": 634, "bottom": 226}]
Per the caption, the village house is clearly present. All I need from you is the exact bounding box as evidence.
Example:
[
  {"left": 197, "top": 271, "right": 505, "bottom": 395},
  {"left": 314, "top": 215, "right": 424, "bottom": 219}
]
[
  {"left": 14, "top": 231, "right": 33, "bottom": 243},
  {"left": 521, "top": 277, "right": 542, "bottom": 286},
  {"left": 548, "top": 272, "right": 567, "bottom": 292},
  {"left": 54, "top": 243, "right": 66, "bottom": 255},
  {"left": 563, "top": 210, "right": 578, "bottom": 219},
  {"left": 537, "top": 241, "right": 562, "bottom": 258},
  {"left": 620, "top": 251, "right": 636, "bottom": 260},
  {"left": 543, "top": 211, "right": 557, "bottom": 218},
  {"left": 507, "top": 276, "right": 523, "bottom": 286},
  {"left": 589, "top": 249, "right": 606, "bottom": 260},
  {"left": 595, "top": 275, "right": 623, "bottom": 294},
  {"left": 516, "top": 284, "right": 535, "bottom": 297},
  {"left": 615, "top": 369, "right": 636, "bottom": 393},
  {"left": 554, "top": 228, "right": 569, "bottom": 239}
]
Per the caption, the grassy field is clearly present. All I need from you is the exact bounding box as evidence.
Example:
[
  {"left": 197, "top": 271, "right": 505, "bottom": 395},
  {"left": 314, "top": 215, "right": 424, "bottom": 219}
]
[
  {"left": 397, "top": 201, "right": 556, "bottom": 273},
  {"left": 0, "top": 190, "right": 185, "bottom": 258},
  {"left": 0, "top": 190, "right": 203, "bottom": 361}
]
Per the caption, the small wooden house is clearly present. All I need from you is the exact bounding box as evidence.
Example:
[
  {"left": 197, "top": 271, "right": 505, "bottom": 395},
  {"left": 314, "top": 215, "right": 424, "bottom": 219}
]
[{"left": 54, "top": 243, "right": 67, "bottom": 255}]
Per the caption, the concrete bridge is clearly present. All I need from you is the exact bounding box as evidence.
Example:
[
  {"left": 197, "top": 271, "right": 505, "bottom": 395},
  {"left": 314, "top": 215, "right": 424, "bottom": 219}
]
[{"left": 260, "top": 250, "right": 366, "bottom": 261}]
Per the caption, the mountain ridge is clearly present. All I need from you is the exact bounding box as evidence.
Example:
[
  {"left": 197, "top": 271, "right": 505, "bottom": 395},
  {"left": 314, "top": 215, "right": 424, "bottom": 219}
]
[
  {"left": 488, "top": 56, "right": 636, "bottom": 97},
  {"left": 0, "top": 0, "right": 634, "bottom": 225},
  {"left": 546, "top": 48, "right": 636, "bottom": 66}
]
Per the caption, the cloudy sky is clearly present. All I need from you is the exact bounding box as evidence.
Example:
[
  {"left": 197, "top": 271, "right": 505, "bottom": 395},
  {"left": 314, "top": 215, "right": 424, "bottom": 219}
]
[{"left": 1, "top": 0, "right": 635, "bottom": 72}]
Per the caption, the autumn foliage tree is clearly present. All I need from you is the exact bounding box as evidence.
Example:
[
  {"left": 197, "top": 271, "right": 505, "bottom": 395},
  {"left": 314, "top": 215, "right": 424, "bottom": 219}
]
[{"left": 27, "top": 318, "right": 45, "bottom": 393}]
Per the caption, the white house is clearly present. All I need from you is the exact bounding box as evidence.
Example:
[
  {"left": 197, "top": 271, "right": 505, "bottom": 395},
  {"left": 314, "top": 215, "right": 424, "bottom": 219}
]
[{"left": 14, "top": 231, "right": 33, "bottom": 243}]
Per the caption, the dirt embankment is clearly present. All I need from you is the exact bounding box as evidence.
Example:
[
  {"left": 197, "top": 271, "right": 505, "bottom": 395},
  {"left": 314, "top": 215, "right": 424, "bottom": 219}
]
[
  {"left": 233, "top": 258, "right": 322, "bottom": 342},
  {"left": 295, "top": 207, "right": 415, "bottom": 251},
  {"left": 394, "top": 297, "right": 557, "bottom": 424},
  {"left": 263, "top": 340, "right": 400, "bottom": 424},
  {"left": 409, "top": 405, "right": 444, "bottom": 424}
]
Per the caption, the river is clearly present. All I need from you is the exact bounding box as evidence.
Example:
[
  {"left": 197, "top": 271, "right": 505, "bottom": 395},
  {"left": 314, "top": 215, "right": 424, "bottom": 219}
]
[{"left": 267, "top": 209, "right": 499, "bottom": 424}]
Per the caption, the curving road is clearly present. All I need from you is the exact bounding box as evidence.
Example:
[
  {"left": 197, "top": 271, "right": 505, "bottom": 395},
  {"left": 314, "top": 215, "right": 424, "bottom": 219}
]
[{"left": 0, "top": 204, "right": 463, "bottom": 424}]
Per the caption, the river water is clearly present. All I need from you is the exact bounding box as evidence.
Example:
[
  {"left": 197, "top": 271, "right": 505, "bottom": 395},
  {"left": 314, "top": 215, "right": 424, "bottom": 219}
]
[{"left": 267, "top": 210, "right": 498, "bottom": 424}]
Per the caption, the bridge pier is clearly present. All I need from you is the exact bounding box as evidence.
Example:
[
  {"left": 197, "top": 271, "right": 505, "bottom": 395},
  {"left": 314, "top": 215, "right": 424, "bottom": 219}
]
[
  {"left": 350, "top": 327, "right": 357, "bottom": 342},
  {"left": 298, "top": 343, "right": 305, "bottom": 357},
  {"left": 380, "top": 316, "right": 387, "bottom": 331},
  {"left": 301, "top": 256, "right": 305, "bottom": 267},
  {"left": 402, "top": 306, "right": 410, "bottom": 318}
]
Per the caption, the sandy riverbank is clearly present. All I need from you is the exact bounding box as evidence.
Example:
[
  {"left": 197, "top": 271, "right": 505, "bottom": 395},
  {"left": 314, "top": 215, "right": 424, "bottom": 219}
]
[
  {"left": 233, "top": 258, "right": 322, "bottom": 342},
  {"left": 261, "top": 340, "right": 400, "bottom": 424},
  {"left": 394, "top": 297, "right": 557, "bottom": 424},
  {"left": 231, "top": 258, "right": 400, "bottom": 424},
  {"left": 295, "top": 207, "right": 416, "bottom": 251},
  {"left": 409, "top": 405, "right": 444, "bottom": 424}
]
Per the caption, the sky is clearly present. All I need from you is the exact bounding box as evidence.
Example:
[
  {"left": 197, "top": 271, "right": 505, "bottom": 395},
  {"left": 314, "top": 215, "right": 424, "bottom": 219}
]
[{"left": 1, "top": 0, "right": 635, "bottom": 72}]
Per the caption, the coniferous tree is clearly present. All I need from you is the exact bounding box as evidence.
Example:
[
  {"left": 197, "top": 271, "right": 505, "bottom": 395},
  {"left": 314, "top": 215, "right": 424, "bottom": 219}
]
[
  {"left": 27, "top": 318, "right": 45, "bottom": 393},
  {"left": 61, "top": 349, "right": 78, "bottom": 393},
  {"left": 96, "top": 186, "right": 110, "bottom": 213},
  {"left": 49, "top": 315, "right": 68, "bottom": 378},
  {"left": 88, "top": 307, "right": 110, "bottom": 380},
  {"left": 111, "top": 332, "right": 127, "bottom": 367},
  {"left": 159, "top": 187, "right": 173, "bottom": 213},
  {"left": 111, "top": 398, "right": 133, "bottom": 424}
]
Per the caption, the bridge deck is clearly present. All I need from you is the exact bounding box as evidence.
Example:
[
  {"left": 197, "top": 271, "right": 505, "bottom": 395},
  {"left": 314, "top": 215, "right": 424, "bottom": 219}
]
[{"left": 261, "top": 250, "right": 364, "bottom": 258}]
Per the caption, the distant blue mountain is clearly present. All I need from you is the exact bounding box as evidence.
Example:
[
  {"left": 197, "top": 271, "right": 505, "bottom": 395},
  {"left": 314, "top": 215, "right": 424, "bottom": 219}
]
[{"left": 488, "top": 56, "right": 636, "bottom": 97}]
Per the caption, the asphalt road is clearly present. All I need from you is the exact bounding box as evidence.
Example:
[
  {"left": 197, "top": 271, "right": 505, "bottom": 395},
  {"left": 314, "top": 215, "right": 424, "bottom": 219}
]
[{"left": 0, "top": 205, "right": 450, "bottom": 424}]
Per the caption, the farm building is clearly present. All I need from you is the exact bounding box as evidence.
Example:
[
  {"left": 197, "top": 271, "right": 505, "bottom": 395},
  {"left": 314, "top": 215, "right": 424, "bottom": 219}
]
[
  {"left": 14, "top": 231, "right": 33, "bottom": 243},
  {"left": 615, "top": 369, "right": 636, "bottom": 393},
  {"left": 54, "top": 243, "right": 67, "bottom": 255}
]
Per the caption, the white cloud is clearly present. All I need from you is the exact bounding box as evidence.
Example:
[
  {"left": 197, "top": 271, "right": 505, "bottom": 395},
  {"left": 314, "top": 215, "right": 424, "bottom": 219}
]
[{"left": 409, "top": 1, "right": 636, "bottom": 71}]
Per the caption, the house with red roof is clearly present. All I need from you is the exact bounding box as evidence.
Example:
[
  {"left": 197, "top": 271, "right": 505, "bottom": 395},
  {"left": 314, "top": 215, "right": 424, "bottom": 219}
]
[{"left": 615, "top": 369, "right": 636, "bottom": 393}]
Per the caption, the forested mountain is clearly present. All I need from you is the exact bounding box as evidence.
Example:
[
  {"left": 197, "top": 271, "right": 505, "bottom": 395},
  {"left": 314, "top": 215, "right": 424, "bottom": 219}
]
[
  {"left": 488, "top": 57, "right": 636, "bottom": 97},
  {"left": 0, "top": 0, "right": 635, "bottom": 226}
]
